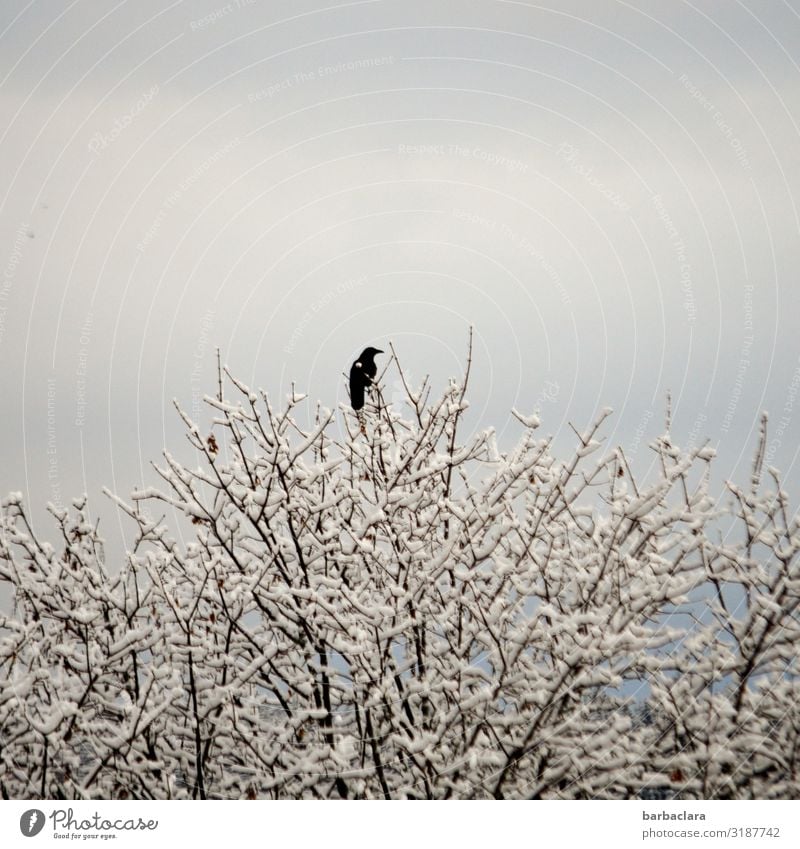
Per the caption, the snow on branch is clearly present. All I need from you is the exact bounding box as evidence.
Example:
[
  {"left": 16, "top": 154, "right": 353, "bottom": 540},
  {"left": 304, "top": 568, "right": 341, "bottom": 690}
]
[{"left": 1, "top": 356, "right": 799, "bottom": 800}]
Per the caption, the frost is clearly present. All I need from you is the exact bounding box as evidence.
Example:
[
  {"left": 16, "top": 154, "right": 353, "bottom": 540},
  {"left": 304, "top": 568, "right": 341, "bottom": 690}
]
[
  {"left": 1, "top": 358, "right": 799, "bottom": 800},
  {"left": 577, "top": 439, "right": 602, "bottom": 458}
]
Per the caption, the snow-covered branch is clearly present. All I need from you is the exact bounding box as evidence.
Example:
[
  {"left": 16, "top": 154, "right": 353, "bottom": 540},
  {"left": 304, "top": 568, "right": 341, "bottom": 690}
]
[{"left": 1, "top": 360, "right": 798, "bottom": 799}]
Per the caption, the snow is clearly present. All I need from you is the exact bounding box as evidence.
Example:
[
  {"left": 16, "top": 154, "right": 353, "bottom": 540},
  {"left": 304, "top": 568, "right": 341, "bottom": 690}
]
[
  {"left": 511, "top": 408, "right": 541, "bottom": 428},
  {"left": 1, "top": 368, "right": 798, "bottom": 800}
]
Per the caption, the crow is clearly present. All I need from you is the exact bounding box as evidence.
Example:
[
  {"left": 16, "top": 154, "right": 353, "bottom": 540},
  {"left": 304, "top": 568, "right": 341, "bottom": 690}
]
[{"left": 349, "top": 346, "right": 383, "bottom": 411}]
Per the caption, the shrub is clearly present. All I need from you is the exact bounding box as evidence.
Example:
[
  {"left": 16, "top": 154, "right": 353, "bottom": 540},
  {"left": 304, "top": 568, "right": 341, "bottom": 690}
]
[{"left": 1, "top": 353, "right": 798, "bottom": 799}]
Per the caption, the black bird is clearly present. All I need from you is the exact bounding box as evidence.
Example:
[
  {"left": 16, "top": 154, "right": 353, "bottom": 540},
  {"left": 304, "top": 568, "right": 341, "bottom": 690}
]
[{"left": 349, "top": 346, "right": 383, "bottom": 411}]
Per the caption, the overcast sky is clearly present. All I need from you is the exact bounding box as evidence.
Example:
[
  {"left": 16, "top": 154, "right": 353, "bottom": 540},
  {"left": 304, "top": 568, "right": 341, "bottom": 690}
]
[{"left": 1, "top": 0, "right": 799, "bottom": 559}]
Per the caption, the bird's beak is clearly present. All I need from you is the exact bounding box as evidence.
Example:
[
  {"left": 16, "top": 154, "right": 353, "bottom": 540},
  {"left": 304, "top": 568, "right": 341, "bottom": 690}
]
[{"left": 376, "top": 349, "right": 384, "bottom": 354}]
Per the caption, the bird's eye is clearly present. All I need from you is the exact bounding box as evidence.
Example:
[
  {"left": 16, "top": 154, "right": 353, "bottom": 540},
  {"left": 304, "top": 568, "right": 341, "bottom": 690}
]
[{"left": 355, "top": 362, "right": 362, "bottom": 368}]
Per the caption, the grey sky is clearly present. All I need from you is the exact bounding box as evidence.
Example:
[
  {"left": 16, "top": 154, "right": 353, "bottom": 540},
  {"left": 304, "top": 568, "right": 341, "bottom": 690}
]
[{"left": 1, "top": 0, "right": 799, "bottom": 559}]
